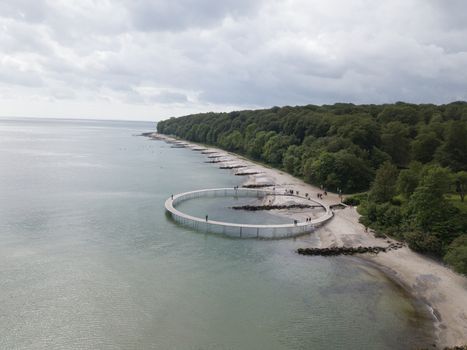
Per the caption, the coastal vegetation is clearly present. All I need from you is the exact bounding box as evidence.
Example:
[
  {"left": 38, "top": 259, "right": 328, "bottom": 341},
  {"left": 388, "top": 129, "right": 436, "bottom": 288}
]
[{"left": 157, "top": 102, "right": 467, "bottom": 273}]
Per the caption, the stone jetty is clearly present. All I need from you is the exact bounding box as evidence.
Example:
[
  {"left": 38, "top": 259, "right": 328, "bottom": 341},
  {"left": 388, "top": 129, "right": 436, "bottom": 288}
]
[
  {"left": 232, "top": 204, "right": 316, "bottom": 211},
  {"left": 220, "top": 165, "right": 247, "bottom": 169},
  {"left": 235, "top": 171, "right": 260, "bottom": 176},
  {"left": 297, "top": 242, "right": 405, "bottom": 256}
]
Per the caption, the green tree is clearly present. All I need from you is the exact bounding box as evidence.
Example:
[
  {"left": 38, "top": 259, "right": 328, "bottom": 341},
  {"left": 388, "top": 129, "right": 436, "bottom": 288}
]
[
  {"left": 303, "top": 151, "right": 372, "bottom": 192},
  {"left": 381, "top": 121, "right": 411, "bottom": 167},
  {"left": 444, "top": 234, "right": 467, "bottom": 274},
  {"left": 455, "top": 171, "right": 467, "bottom": 202},
  {"left": 336, "top": 117, "right": 380, "bottom": 150},
  {"left": 263, "top": 134, "right": 297, "bottom": 165},
  {"left": 247, "top": 131, "right": 275, "bottom": 159},
  {"left": 397, "top": 162, "right": 423, "bottom": 198},
  {"left": 405, "top": 231, "right": 442, "bottom": 254},
  {"left": 244, "top": 123, "right": 258, "bottom": 145},
  {"left": 435, "top": 121, "right": 467, "bottom": 171},
  {"left": 369, "top": 161, "right": 399, "bottom": 203},
  {"left": 219, "top": 130, "right": 243, "bottom": 151},
  {"left": 283, "top": 145, "right": 303, "bottom": 176},
  {"left": 369, "top": 147, "right": 392, "bottom": 169},
  {"left": 411, "top": 131, "right": 440, "bottom": 163},
  {"left": 303, "top": 152, "right": 336, "bottom": 188},
  {"left": 378, "top": 104, "right": 419, "bottom": 125},
  {"left": 332, "top": 151, "right": 374, "bottom": 192},
  {"left": 407, "top": 166, "right": 456, "bottom": 235}
]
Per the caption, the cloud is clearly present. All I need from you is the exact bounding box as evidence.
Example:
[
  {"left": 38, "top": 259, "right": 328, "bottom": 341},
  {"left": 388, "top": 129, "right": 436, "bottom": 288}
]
[
  {"left": 124, "top": 0, "right": 263, "bottom": 32},
  {"left": 0, "top": 0, "right": 47, "bottom": 23},
  {"left": 0, "top": 0, "right": 466, "bottom": 120}
]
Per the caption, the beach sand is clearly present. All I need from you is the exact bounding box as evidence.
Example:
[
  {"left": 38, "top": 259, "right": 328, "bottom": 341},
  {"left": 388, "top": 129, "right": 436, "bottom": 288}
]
[{"left": 155, "top": 134, "right": 467, "bottom": 348}]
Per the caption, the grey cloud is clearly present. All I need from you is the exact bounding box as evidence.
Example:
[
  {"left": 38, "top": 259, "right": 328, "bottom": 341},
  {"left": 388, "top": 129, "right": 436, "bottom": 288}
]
[
  {"left": 148, "top": 91, "right": 188, "bottom": 104},
  {"left": 124, "top": 88, "right": 189, "bottom": 104},
  {"left": 0, "top": 0, "right": 47, "bottom": 23},
  {"left": 0, "top": 0, "right": 466, "bottom": 120},
  {"left": 425, "top": 0, "right": 467, "bottom": 30},
  {"left": 0, "top": 68, "right": 43, "bottom": 87},
  {"left": 124, "top": 0, "right": 263, "bottom": 31}
]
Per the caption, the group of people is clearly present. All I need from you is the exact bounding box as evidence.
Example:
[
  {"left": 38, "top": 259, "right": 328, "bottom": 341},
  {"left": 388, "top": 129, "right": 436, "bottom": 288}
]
[
  {"left": 283, "top": 187, "right": 329, "bottom": 201},
  {"left": 316, "top": 191, "right": 327, "bottom": 199},
  {"left": 284, "top": 189, "right": 297, "bottom": 195},
  {"left": 295, "top": 218, "right": 314, "bottom": 225}
]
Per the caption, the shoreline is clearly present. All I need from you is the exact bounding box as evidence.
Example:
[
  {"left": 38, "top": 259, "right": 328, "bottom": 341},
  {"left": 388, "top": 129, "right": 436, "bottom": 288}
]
[{"left": 151, "top": 133, "right": 467, "bottom": 348}]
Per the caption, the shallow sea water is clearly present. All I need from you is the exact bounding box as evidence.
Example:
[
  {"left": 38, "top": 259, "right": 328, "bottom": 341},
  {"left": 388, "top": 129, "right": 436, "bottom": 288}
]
[{"left": 0, "top": 118, "right": 434, "bottom": 349}]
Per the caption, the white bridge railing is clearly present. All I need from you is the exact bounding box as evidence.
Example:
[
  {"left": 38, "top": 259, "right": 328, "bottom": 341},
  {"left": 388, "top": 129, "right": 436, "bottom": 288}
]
[{"left": 165, "top": 188, "right": 333, "bottom": 239}]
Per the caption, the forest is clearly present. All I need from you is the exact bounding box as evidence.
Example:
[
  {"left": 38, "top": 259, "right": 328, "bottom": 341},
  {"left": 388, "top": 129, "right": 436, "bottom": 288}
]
[{"left": 157, "top": 102, "right": 467, "bottom": 273}]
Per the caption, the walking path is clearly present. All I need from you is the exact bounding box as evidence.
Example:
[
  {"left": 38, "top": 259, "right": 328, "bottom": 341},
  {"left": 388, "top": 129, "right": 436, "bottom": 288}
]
[{"left": 165, "top": 188, "right": 333, "bottom": 239}]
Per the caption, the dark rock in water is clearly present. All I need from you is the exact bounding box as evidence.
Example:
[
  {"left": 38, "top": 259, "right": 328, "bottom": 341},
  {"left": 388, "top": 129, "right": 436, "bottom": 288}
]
[
  {"left": 242, "top": 184, "right": 275, "bottom": 188},
  {"left": 297, "top": 242, "right": 404, "bottom": 257},
  {"left": 235, "top": 172, "right": 260, "bottom": 176},
  {"left": 220, "top": 165, "right": 247, "bottom": 169},
  {"left": 232, "top": 204, "right": 316, "bottom": 211}
]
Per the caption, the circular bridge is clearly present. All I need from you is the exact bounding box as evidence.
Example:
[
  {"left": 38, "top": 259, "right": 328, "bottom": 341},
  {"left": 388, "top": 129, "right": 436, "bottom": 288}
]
[{"left": 165, "top": 188, "right": 333, "bottom": 239}]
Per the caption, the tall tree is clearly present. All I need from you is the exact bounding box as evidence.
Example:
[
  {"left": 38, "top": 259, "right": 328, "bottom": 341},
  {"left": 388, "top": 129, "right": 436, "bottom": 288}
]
[
  {"left": 381, "top": 122, "right": 411, "bottom": 167},
  {"left": 455, "top": 171, "right": 467, "bottom": 202},
  {"left": 397, "top": 162, "right": 423, "bottom": 199},
  {"left": 444, "top": 234, "right": 467, "bottom": 274},
  {"left": 407, "top": 166, "right": 454, "bottom": 233},
  {"left": 369, "top": 161, "right": 399, "bottom": 203},
  {"left": 436, "top": 121, "right": 467, "bottom": 171},
  {"left": 411, "top": 131, "right": 440, "bottom": 163}
]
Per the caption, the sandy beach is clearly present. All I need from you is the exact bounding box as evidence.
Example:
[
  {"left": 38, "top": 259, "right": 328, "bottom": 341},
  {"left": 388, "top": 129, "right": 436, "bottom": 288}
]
[{"left": 154, "top": 134, "right": 467, "bottom": 348}]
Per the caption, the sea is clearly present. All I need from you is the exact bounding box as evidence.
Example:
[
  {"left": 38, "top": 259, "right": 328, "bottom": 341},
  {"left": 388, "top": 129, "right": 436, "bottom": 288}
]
[{"left": 0, "top": 118, "right": 434, "bottom": 349}]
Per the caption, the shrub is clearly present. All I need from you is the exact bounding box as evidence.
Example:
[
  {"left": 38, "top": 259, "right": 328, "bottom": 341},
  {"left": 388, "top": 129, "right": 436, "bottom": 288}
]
[
  {"left": 405, "top": 231, "right": 442, "bottom": 254},
  {"left": 343, "top": 196, "right": 360, "bottom": 206},
  {"left": 444, "top": 234, "right": 467, "bottom": 274}
]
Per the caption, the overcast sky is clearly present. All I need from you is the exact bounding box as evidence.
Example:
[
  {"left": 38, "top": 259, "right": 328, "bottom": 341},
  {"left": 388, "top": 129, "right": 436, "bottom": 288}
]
[{"left": 0, "top": 0, "right": 466, "bottom": 121}]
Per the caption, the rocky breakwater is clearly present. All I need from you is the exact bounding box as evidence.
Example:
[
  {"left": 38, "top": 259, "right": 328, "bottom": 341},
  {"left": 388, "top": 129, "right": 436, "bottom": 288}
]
[
  {"left": 220, "top": 165, "right": 247, "bottom": 169},
  {"left": 235, "top": 171, "right": 260, "bottom": 176},
  {"left": 297, "top": 242, "right": 405, "bottom": 256},
  {"left": 242, "top": 184, "right": 274, "bottom": 188},
  {"left": 232, "top": 204, "right": 317, "bottom": 211}
]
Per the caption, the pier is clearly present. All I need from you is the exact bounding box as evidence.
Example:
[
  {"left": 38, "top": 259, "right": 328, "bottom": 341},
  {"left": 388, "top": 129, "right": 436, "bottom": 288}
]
[{"left": 165, "top": 188, "right": 333, "bottom": 239}]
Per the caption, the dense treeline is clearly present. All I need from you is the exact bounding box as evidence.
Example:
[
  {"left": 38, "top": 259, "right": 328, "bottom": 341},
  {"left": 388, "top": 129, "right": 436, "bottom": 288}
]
[
  {"left": 157, "top": 102, "right": 467, "bottom": 273},
  {"left": 157, "top": 102, "right": 467, "bottom": 192}
]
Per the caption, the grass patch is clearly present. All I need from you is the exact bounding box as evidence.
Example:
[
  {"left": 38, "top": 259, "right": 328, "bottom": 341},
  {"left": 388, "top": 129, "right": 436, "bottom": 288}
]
[
  {"left": 446, "top": 193, "right": 467, "bottom": 213},
  {"left": 343, "top": 192, "right": 368, "bottom": 206}
]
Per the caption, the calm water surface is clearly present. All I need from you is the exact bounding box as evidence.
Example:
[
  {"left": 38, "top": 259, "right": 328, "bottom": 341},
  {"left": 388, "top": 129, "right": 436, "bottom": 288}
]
[{"left": 0, "top": 118, "right": 433, "bottom": 349}]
